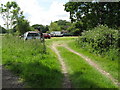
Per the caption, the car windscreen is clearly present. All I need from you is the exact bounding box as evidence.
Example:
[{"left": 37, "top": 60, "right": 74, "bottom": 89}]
[{"left": 28, "top": 33, "right": 39, "bottom": 36}]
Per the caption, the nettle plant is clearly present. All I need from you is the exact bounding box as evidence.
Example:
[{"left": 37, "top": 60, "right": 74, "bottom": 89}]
[{"left": 77, "top": 25, "right": 118, "bottom": 55}]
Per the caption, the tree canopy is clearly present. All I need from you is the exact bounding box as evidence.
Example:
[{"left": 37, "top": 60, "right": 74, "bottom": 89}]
[
  {"left": 0, "top": 1, "right": 32, "bottom": 35},
  {"left": 64, "top": 2, "right": 120, "bottom": 30},
  {"left": 49, "top": 22, "right": 61, "bottom": 32},
  {"left": 0, "top": 1, "right": 24, "bottom": 30},
  {"left": 31, "top": 24, "right": 49, "bottom": 33}
]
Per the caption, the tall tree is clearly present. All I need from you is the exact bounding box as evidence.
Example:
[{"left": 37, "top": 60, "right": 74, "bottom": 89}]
[
  {"left": 64, "top": 2, "right": 120, "bottom": 30},
  {"left": 0, "top": 1, "right": 24, "bottom": 30},
  {"left": 15, "top": 18, "right": 31, "bottom": 35},
  {"left": 49, "top": 22, "right": 61, "bottom": 32},
  {"left": 67, "top": 21, "right": 83, "bottom": 35},
  {"left": 55, "top": 20, "right": 71, "bottom": 30},
  {"left": 31, "top": 24, "right": 49, "bottom": 33},
  {"left": 0, "top": 1, "right": 32, "bottom": 35}
]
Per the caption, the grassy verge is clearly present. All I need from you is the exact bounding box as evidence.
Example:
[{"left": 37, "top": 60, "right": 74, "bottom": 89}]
[
  {"left": 67, "top": 40, "right": 118, "bottom": 81},
  {"left": 57, "top": 46, "right": 117, "bottom": 88},
  {"left": 2, "top": 36, "right": 63, "bottom": 88}
]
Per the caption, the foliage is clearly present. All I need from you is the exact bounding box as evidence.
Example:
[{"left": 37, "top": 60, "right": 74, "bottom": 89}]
[
  {"left": 67, "top": 21, "right": 83, "bottom": 35},
  {"left": 15, "top": 18, "right": 32, "bottom": 35},
  {"left": 31, "top": 24, "right": 49, "bottom": 33},
  {"left": 64, "top": 2, "right": 120, "bottom": 30},
  {"left": 49, "top": 20, "right": 83, "bottom": 35},
  {"left": 0, "top": 1, "right": 32, "bottom": 35},
  {"left": 0, "top": 1, "right": 24, "bottom": 30},
  {"left": 55, "top": 19, "right": 71, "bottom": 30},
  {"left": 76, "top": 25, "right": 119, "bottom": 60},
  {"left": 49, "top": 22, "right": 61, "bottom": 32},
  {"left": 2, "top": 36, "right": 63, "bottom": 88}
]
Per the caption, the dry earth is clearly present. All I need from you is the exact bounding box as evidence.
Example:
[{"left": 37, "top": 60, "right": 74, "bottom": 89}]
[{"left": 2, "top": 66, "right": 24, "bottom": 88}]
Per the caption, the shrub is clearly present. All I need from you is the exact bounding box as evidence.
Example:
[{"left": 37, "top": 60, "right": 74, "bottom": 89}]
[{"left": 77, "top": 25, "right": 119, "bottom": 59}]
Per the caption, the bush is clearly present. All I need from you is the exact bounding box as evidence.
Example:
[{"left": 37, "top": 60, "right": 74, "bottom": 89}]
[{"left": 77, "top": 25, "right": 119, "bottom": 59}]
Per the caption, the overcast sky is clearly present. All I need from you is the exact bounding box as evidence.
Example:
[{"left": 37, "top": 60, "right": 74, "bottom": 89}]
[{"left": 0, "top": 0, "right": 70, "bottom": 27}]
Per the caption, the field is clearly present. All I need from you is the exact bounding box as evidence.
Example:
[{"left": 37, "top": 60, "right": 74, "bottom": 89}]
[{"left": 2, "top": 36, "right": 119, "bottom": 88}]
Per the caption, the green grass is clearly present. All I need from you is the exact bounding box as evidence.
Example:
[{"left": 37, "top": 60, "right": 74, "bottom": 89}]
[
  {"left": 67, "top": 40, "right": 118, "bottom": 81},
  {"left": 57, "top": 46, "right": 117, "bottom": 88},
  {"left": 45, "top": 37, "right": 78, "bottom": 46},
  {"left": 2, "top": 36, "right": 63, "bottom": 88},
  {"left": 2, "top": 36, "right": 118, "bottom": 88}
]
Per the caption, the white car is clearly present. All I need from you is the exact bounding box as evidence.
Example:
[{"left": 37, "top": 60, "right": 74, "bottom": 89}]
[
  {"left": 23, "top": 31, "right": 41, "bottom": 40},
  {"left": 50, "top": 31, "right": 63, "bottom": 37}
]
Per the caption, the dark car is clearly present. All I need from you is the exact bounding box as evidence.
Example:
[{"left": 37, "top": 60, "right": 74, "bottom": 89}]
[
  {"left": 43, "top": 33, "right": 51, "bottom": 39},
  {"left": 63, "top": 33, "right": 73, "bottom": 36}
]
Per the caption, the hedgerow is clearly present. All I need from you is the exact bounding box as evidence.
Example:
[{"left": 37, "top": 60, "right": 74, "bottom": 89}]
[{"left": 77, "top": 25, "right": 119, "bottom": 60}]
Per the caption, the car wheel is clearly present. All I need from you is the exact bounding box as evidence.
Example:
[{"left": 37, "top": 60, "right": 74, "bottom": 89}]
[{"left": 25, "top": 38, "right": 27, "bottom": 40}]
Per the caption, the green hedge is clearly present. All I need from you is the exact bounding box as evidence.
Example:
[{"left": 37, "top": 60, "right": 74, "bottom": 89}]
[{"left": 77, "top": 25, "right": 119, "bottom": 60}]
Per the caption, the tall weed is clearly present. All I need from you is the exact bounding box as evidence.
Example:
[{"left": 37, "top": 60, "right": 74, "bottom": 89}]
[{"left": 2, "top": 35, "right": 63, "bottom": 88}]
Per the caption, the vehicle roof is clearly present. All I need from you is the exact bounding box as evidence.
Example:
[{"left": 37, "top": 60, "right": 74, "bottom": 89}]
[
  {"left": 51, "top": 31, "right": 61, "bottom": 32},
  {"left": 27, "top": 31, "right": 39, "bottom": 33}
]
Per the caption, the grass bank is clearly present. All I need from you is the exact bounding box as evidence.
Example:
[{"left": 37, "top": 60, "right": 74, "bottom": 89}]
[
  {"left": 2, "top": 36, "right": 63, "bottom": 88},
  {"left": 57, "top": 46, "right": 117, "bottom": 88}
]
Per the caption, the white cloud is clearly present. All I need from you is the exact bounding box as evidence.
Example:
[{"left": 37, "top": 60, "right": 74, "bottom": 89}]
[{"left": 0, "top": 0, "right": 70, "bottom": 28}]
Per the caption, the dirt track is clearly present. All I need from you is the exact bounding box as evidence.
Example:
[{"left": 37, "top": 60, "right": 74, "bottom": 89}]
[
  {"left": 51, "top": 43, "right": 118, "bottom": 88},
  {"left": 64, "top": 44, "right": 118, "bottom": 86},
  {"left": 51, "top": 44, "right": 72, "bottom": 88}
]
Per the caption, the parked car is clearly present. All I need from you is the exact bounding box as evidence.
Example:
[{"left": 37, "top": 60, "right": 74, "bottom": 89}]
[
  {"left": 43, "top": 33, "right": 51, "bottom": 39},
  {"left": 50, "top": 31, "right": 63, "bottom": 37},
  {"left": 63, "top": 33, "right": 73, "bottom": 36},
  {"left": 23, "top": 31, "right": 41, "bottom": 40}
]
